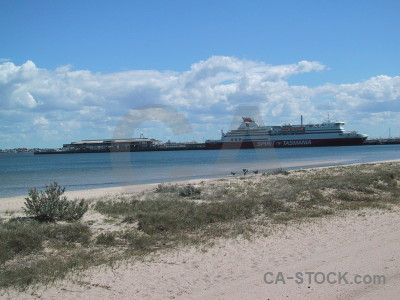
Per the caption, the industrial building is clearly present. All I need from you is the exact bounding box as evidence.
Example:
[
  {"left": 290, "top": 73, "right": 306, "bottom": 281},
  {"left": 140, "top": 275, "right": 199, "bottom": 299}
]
[{"left": 63, "top": 138, "right": 162, "bottom": 152}]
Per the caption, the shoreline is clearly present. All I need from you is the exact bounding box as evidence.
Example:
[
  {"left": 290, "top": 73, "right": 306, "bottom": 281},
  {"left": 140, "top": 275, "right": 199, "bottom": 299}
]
[{"left": 1, "top": 159, "right": 399, "bottom": 213}]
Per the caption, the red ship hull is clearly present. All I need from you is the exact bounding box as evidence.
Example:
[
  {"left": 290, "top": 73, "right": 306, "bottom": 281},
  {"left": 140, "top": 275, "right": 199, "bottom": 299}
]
[{"left": 205, "top": 137, "right": 367, "bottom": 150}]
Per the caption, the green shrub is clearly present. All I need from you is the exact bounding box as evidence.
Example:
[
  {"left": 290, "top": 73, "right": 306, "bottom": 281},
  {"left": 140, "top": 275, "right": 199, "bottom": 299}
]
[
  {"left": 136, "top": 198, "right": 258, "bottom": 235},
  {"left": 96, "top": 232, "right": 116, "bottom": 245},
  {"left": 337, "top": 191, "right": 374, "bottom": 202},
  {"left": 0, "top": 220, "right": 45, "bottom": 264},
  {"left": 155, "top": 183, "right": 179, "bottom": 193},
  {"left": 44, "top": 222, "right": 91, "bottom": 244},
  {"left": 269, "top": 168, "right": 290, "bottom": 176},
  {"left": 261, "top": 197, "right": 290, "bottom": 213},
  {"left": 179, "top": 184, "right": 201, "bottom": 197},
  {"left": 0, "top": 220, "right": 92, "bottom": 265},
  {"left": 24, "top": 182, "right": 88, "bottom": 222},
  {"left": 94, "top": 199, "right": 139, "bottom": 218},
  {"left": 137, "top": 210, "right": 190, "bottom": 234},
  {"left": 0, "top": 249, "right": 100, "bottom": 290},
  {"left": 122, "top": 231, "right": 158, "bottom": 250},
  {"left": 122, "top": 215, "right": 137, "bottom": 223}
]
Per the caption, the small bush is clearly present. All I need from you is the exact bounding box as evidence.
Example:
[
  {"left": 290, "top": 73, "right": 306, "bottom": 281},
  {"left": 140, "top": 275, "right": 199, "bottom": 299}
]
[
  {"left": 44, "top": 222, "right": 91, "bottom": 245},
  {"left": 96, "top": 232, "right": 116, "bottom": 245},
  {"left": 179, "top": 184, "right": 201, "bottom": 197},
  {"left": 261, "top": 197, "right": 290, "bottom": 213},
  {"left": 122, "top": 231, "right": 158, "bottom": 250},
  {"left": 62, "top": 200, "right": 89, "bottom": 222},
  {"left": 337, "top": 191, "right": 374, "bottom": 203},
  {"left": 95, "top": 199, "right": 139, "bottom": 218},
  {"left": 0, "top": 249, "right": 101, "bottom": 290},
  {"left": 137, "top": 210, "right": 188, "bottom": 234},
  {"left": 269, "top": 168, "right": 290, "bottom": 176},
  {"left": 136, "top": 198, "right": 258, "bottom": 235},
  {"left": 122, "top": 215, "right": 137, "bottom": 223},
  {"left": 203, "top": 187, "right": 230, "bottom": 200},
  {"left": 24, "top": 182, "right": 88, "bottom": 222},
  {"left": 0, "top": 220, "right": 92, "bottom": 265},
  {"left": 155, "top": 183, "right": 179, "bottom": 193},
  {"left": 0, "top": 220, "right": 45, "bottom": 264}
]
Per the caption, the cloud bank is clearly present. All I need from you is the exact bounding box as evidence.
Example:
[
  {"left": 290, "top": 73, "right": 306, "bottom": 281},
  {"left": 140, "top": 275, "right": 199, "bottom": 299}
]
[{"left": 0, "top": 56, "right": 399, "bottom": 148}]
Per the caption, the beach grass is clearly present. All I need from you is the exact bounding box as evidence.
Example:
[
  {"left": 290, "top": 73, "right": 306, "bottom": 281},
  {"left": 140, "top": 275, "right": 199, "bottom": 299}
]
[{"left": 1, "top": 161, "right": 400, "bottom": 292}]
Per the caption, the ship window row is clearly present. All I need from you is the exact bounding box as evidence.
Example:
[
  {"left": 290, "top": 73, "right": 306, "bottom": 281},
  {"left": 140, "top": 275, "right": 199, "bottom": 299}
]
[
  {"left": 228, "top": 130, "right": 343, "bottom": 137},
  {"left": 231, "top": 138, "right": 242, "bottom": 142},
  {"left": 228, "top": 131, "right": 270, "bottom": 135},
  {"left": 229, "top": 131, "right": 269, "bottom": 134},
  {"left": 270, "top": 130, "right": 342, "bottom": 135}
]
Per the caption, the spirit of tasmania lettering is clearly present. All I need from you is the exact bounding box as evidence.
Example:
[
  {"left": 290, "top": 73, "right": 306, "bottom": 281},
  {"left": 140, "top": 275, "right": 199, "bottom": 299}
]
[
  {"left": 282, "top": 140, "right": 312, "bottom": 146},
  {"left": 256, "top": 141, "right": 275, "bottom": 147}
]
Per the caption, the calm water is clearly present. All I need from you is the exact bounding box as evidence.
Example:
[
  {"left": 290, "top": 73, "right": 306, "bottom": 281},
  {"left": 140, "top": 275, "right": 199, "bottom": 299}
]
[{"left": 1, "top": 145, "right": 400, "bottom": 198}]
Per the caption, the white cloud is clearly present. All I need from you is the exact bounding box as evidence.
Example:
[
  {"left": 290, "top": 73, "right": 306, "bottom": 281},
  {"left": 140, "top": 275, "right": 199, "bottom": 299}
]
[
  {"left": 0, "top": 56, "right": 399, "bottom": 147},
  {"left": 33, "top": 116, "right": 49, "bottom": 126},
  {"left": 313, "top": 75, "right": 400, "bottom": 116}
]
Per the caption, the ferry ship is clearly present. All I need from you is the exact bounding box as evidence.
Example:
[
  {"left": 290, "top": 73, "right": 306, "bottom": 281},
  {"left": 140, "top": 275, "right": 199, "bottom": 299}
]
[{"left": 205, "top": 116, "right": 367, "bottom": 149}]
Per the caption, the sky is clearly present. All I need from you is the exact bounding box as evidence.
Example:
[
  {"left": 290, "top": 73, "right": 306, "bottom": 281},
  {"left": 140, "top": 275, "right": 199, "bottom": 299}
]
[{"left": 1, "top": 0, "right": 400, "bottom": 148}]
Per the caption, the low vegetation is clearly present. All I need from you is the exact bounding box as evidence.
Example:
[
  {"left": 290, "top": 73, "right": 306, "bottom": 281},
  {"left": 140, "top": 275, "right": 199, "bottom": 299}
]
[
  {"left": 1, "top": 162, "right": 400, "bottom": 292},
  {"left": 24, "top": 182, "right": 88, "bottom": 222}
]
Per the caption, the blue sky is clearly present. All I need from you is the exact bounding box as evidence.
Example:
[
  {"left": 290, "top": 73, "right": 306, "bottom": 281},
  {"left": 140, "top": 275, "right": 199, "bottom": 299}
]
[{"left": 1, "top": 0, "right": 400, "bottom": 148}]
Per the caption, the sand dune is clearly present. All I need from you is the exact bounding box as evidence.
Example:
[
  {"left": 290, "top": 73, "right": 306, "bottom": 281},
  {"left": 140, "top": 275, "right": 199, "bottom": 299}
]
[{"left": 5, "top": 208, "right": 399, "bottom": 299}]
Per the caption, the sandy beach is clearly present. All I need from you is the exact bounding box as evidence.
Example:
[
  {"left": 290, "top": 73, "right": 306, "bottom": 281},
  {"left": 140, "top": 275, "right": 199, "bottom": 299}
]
[
  {"left": 1, "top": 161, "right": 400, "bottom": 299},
  {"left": 4, "top": 208, "right": 399, "bottom": 299}
]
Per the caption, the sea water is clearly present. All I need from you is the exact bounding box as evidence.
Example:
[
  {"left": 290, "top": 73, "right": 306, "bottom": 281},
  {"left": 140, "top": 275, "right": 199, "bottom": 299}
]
[{"left": 1, "top": 144, "right": 400, "bottom": 198}]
